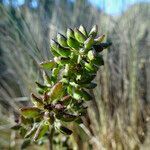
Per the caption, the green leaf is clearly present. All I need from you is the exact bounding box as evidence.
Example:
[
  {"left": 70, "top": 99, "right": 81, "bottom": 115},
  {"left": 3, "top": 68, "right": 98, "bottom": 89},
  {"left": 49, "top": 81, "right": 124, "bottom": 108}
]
[
  {"left": 43, "top": 71, "right": 52, "bottom": 85},
  {"left": 93, "top": 42, "right": 112, "bottom": 52},
  {"left": 52, "top": 68, "right": 60, "bottom": 77},
  {"left": 84, "top": 36, "right": 94, "bottom": 50},
  {"left": 89, "top": 25, "right": 98, "bottom": 37},
  {"left": 50, "top": 47, "right": 60, "bottom": 57},
  {"left": 21, "top": 139, "right": 31, "bottom": 149},
  {"left": 67, "top": 37, "right": 80, "bottom": 49},
  {"left": 80, "top": 90, "right": 93, "bottom": 101},
  {"left": 25, "top": 124, "right": 38, "bottom": 138},
  {"left": 20, "top": 107, "right": 41, "bottom": 118},
  {"left": 31, "top": 93, "right": 44, "bottom": 108},
  {"left": 57, "top": 125, "right": 72, "bottom": 135},
  {"left": 81, "top": 82, "right": 97, "bottom": 89},
  {"left": 79, "top": 25, "right": 88, "bottom": 37},
  {"left": 20, "top": 116, "right": 33, "bottom": 125},
  {"left": 48, "top": 82, "right": 64, "bottom": 101},
  {"left": 33, "top": 122, "right": 49, "bottom": 141},
  {"left": 57, "top": 45, "right": 71, "bottom": 57},
  {"left": 19, "top": 127, "right": 27, "bottom": 137},
  {"left": 92, "top": 54, "right": 104, "bottom": 66},
  {"left": 94, "top": 34, "right": 105, "bottom": 44},
  {"left": 57, "top": 33, "right": 68, "bottom": 47},
  {"left": 11, "top": 124, "right": 22, "bottom": 130},
  {"left": 87, "top": 50, "right": 96, "bottom": 60},
  {"left": 85, "top": 62, "right": 98, "bottom": 73},
  {"left": 35, "top": 82, "right": 49, "bottom": 94},
  {"left": 56, "top": 113, "right": 78, "bottom": 122},
  {"left": 40, "top": 60, "right": 56, "bottom": 69},
  {"left": 66, "top": 28, "right": 74, "bottom": 38},
  {"left": 74, "top": 28, "right": 86, "bottom": 43}
]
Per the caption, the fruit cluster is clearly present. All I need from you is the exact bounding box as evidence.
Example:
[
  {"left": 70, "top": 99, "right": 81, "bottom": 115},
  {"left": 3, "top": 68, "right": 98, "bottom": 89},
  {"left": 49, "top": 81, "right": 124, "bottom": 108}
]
[{"left": 12, "top": 25, "right": 111, "bottom": 143}]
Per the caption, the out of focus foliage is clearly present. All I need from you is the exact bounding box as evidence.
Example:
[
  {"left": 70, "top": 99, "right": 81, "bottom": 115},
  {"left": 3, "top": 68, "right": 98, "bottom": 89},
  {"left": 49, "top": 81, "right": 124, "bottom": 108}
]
[{"left": 0, "top": 0, "right": 150, "bottom": 149}]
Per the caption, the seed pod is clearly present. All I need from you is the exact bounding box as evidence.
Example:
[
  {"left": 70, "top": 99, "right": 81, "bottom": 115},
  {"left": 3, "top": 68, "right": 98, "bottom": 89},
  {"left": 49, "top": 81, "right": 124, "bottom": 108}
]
[
  {"left": 48, "top": 82, "right": 64, "bottom": 101},
  {"left": 84, "top": 35, "right": 94, "bottom": 50},
  {"left": 66, "top": 28, "right": 75, "bottom": 38},
  {"left": 40, "top": 60, "right": 56, "bottom": 70},
  {"left": 93, "top": 42, "right": 112, "bottom": 52},
  {"left": 20, "top": 107, "right": 41, "bottom": 118},
  {"left": 57, "top": 33, "right": 68, "bottom": 47},
  {"left": 56, "top": 113, "right": 77, "bottom": 122},
  {"left": 31, "top": 93, "right": 44, "bottom": 108},
  {"left": 33, "top": 122, "right": 49, "bottom": 141},
  {"left": 57, "top": 125, "right": 72, "bottom": 135},
  {"left": 74, "top": 28, "right": 86, "bottom": 43},
  {"left": 25, "top": 124, "right": 38, "bottom": 138},
  {"left": 67, "top": 37, "right": 80, "bottom": 49},
  {"left": 87, "top": 50, "right": 96, "bottom": 61},
  {"left": 79, "top": 25, "right": 88, "bottom": 37},
  {"left": 94, "top": 34, "right": 105, "bottom": 44},
  {"left": 89, "top": 25, "right": 98, "bottom": 37}
]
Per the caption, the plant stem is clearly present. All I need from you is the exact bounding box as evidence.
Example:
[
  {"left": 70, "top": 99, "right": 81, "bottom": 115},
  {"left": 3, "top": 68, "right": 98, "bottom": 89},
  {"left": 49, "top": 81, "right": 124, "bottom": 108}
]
[{"left": 48, "top": 127, "right": 54, "bottom": 150}]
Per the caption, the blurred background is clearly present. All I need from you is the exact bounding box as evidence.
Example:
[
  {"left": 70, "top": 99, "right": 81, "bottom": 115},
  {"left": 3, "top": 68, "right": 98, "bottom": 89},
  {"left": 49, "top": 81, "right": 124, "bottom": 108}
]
[{"left": 0, "top": 0, "right": 150, "bottom": 149}]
